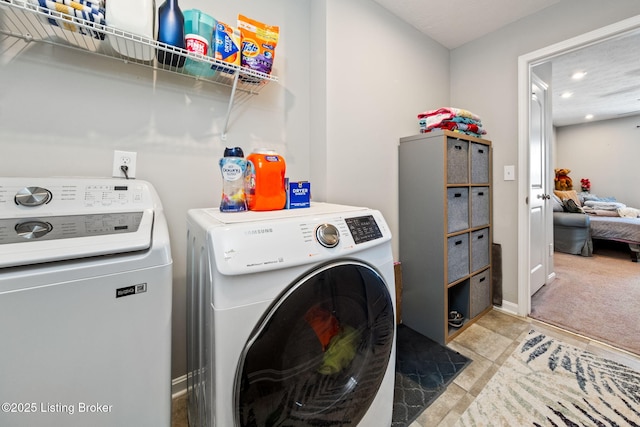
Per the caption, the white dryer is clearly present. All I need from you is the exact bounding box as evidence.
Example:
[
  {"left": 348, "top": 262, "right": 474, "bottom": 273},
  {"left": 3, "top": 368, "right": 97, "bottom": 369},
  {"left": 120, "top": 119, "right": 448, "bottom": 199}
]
[
  {"left": 186, "top": 203, "right": 396, "bottom": 427},
  {"left": 0, "top": 177, "right": 172, "bottom": 427}
]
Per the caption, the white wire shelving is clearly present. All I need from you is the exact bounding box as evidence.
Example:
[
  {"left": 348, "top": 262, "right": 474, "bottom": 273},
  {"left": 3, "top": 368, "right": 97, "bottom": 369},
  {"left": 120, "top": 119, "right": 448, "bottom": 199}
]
[{"left": 0, "top": 0, "right": 278, "bottom": 138}]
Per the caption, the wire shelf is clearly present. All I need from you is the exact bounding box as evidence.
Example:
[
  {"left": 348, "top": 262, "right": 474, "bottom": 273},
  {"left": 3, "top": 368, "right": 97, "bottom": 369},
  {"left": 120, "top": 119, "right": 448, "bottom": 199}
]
[{"left": 0, "top": 0, "right": 278, "bottom": 137}]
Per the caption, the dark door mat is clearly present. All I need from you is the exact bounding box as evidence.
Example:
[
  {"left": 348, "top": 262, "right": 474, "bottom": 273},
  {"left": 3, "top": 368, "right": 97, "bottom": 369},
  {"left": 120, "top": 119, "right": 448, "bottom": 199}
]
[{"left": 392, "top": 324, "right": 471, "bottom": 426}]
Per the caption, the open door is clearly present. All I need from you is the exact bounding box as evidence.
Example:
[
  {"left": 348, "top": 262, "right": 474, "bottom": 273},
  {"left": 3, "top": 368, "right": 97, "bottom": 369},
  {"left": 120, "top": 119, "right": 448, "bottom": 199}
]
[{"left": 529, "top": 74, "right": 551, "bottom": 297}]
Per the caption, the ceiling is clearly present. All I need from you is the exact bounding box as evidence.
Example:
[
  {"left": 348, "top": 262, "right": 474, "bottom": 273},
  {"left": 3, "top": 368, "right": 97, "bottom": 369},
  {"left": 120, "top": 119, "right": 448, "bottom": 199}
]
[
  {"left": 371, "top": 0, "right": 562, "bottom": 50},
  {"left": 549, "top": 29, "right": 640, "bottom": 126},
  {"left": 372, "top": 0, "right": 640, "bottom": 127}
]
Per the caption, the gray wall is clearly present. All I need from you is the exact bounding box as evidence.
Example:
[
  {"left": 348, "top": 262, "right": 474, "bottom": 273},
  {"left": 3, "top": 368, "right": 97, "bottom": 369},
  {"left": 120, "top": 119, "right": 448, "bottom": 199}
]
[
  {"left": 312, "top": 0, "right": 450, "bottom": 250},
  {"left": 556, "top": 115, "right": 640, "bottom": 208}
]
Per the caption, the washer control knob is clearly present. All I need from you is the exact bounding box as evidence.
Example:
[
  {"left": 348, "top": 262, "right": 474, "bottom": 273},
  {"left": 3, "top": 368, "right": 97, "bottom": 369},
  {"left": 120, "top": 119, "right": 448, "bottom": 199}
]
[
  {"left": 15, "top": 187, "right": 52, "bottom": 207},
  {"left": 316, "top": 223, "right": 340, "bottom": 248},
  {"left": 15, "top": 221, "right": 53, "bottom": 240}
]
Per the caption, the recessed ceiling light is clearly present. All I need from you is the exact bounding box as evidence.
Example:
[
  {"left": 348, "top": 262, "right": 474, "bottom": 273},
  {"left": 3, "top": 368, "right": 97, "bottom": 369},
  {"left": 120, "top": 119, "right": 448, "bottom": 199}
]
[
  {"left": 560, "top": 91, "right": 573, "bottom": 98},
  {"left": 585, "top": 114, "right": 594, "bottom": 120},
  {"left": 572, "top": 71, "right": 587, "bottom": 80}
]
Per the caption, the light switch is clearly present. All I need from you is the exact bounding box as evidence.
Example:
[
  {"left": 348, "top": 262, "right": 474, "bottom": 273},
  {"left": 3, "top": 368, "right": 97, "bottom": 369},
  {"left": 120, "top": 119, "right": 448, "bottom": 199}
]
[{"left": 504, "top": 165, "right": 515, "bottom": 181}]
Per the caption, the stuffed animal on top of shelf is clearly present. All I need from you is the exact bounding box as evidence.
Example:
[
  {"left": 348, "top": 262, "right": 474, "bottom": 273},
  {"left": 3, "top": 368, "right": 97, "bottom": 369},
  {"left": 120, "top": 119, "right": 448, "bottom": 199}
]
[{"left": 554, "top": 168, "right": 573, "bottom": 191}]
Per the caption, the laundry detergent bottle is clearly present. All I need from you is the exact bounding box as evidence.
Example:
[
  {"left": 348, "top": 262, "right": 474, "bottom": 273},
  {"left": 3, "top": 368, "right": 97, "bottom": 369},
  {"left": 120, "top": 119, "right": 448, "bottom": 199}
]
[
  {"left": 246, "top": 149, "right": 286, "bottom": 211},
  {"left": 219, "top": 147, "right": 248, "bottom": 212},
  {"left": 157, "top": 0, "right": 186, "bottom": 67}
]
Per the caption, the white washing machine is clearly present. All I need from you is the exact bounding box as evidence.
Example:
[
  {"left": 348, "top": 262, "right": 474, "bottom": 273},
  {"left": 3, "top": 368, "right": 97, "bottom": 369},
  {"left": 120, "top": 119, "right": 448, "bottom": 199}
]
[
  {"left": 186, "top": 203, "right": 396, "bottom": 427},
  {"left": 0, "top": 177, "right": 172, "bottom": 427}
]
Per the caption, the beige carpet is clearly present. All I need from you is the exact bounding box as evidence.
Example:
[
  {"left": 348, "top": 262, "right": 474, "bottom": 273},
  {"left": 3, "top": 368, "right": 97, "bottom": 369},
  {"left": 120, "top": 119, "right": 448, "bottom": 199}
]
[
  {"left": 456, "top": 330, "right": 640, "bottom": 426},
  {"left": 531, "top": 241, "right": 640, "bottom": 355}
]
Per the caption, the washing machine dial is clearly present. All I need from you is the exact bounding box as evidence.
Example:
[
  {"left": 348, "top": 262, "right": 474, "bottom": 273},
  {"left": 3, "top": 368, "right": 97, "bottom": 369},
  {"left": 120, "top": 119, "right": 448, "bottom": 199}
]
[
  {"left": 316, "top": 223, "right": 340, "bottom": 248},
  {"left": 15, "top": 186, "right": 52, "bottom": 207},
  {"left": 15, "top": 221, "right": 53, "bottom": 240}
]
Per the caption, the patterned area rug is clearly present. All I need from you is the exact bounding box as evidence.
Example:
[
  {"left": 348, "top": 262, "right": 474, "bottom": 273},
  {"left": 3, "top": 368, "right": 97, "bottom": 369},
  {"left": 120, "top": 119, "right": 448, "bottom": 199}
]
[
  {"left": 393, "top": 325, "right": 470, "bottom": 427},
  {"left": 457, "top": 330, "right": 640, "bottom": 426}
]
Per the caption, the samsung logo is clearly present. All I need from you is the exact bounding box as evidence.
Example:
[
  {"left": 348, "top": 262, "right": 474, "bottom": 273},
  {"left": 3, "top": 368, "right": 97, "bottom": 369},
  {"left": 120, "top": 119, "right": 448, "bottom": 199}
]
[{"left": 246, "top": 228, "right": 273, "bottom": 236}]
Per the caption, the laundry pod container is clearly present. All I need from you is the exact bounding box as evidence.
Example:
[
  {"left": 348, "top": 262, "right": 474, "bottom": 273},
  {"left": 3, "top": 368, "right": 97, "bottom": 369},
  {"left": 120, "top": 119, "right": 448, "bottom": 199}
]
[
  {"left": 246, "top": 149, "right": 286, "bottom": 211},
  {"left": 183, "top": 9, "right": 216, "bottom": 77}
]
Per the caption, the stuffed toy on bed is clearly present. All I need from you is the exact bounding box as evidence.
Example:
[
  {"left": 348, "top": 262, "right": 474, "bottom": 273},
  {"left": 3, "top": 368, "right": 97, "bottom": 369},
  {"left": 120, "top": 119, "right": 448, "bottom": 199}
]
[{"left": 554, "top": 168, "right": 573, "bottom": 191}]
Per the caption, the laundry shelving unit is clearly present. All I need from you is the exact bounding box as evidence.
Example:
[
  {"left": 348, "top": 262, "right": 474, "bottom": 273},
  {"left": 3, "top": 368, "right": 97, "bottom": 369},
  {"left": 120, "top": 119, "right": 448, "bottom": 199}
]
[
  {"left": 398, "top": 130, "right": 493, "bottom": 344},
  {"left": 0, "top": 0, "right": 278, "bottom": 138}
]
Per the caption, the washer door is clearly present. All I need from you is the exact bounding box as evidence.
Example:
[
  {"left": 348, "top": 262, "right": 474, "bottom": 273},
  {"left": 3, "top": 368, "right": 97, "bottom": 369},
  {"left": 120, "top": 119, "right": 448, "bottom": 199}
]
[{"left": 235, "top": 261, "right": 394, "bottom": 426}]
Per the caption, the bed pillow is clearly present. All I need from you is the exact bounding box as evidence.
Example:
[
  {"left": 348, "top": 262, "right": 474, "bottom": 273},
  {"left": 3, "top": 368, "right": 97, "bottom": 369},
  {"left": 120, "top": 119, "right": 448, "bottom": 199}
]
[
  {"left": 554, "top": 190, "right": 581, "bottom": 206},
  {"left": 582, "top": 193, "right": 601, "bottom": 202}
]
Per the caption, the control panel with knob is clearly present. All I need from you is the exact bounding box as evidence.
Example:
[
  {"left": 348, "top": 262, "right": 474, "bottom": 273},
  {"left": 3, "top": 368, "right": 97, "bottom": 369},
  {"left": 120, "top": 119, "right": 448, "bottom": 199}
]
[
  {"left": 15, "top": 221, "right": 53, "bottom": 240},
  {"left": 15, "top": 187, "right": 52, "bottom": 207},
  {"left": 316, "top": 223, "right": 340, "bottom": 248}
]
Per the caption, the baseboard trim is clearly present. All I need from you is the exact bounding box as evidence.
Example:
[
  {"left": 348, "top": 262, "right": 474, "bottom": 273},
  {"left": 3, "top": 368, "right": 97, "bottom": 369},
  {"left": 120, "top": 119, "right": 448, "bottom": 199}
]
[
  {"left": 493, "top": 301, "right": 518, "bottom": 317},
  {"left": 172, "top": 374, "right": 188, "bottom": 399}
]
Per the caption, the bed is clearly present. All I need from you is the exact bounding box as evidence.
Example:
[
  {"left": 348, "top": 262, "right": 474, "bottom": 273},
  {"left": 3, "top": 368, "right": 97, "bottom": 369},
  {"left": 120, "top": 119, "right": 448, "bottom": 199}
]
[
  {"left": 589, "top": 216, "right": 640, "bottom": 261},
  {"left": 552, "top": 190, "right": 640, "bottom": 262}
]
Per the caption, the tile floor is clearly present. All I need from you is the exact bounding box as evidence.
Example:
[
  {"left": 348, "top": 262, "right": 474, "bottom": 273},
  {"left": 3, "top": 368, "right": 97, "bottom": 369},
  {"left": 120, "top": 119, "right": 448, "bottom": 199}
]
[
  {"left": 410, "top": 309, "right": 640, "bottom": 427},
  {"left": 170, "top": 309, "right": 640, "bottom": 427}
]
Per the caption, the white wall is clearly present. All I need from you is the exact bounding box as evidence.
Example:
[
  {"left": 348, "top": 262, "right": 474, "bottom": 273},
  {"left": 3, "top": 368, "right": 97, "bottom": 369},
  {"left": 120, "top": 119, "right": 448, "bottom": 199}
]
[
  {"left": 449, "top": 0, "right": 640, "bottom": 305},
  {"left": 316, "top": 0, "right": 450, "bottom": 258},
  {"left": 556, "top": 114, "right": 640, "bottom": 208},
  {"left": 0, "top": 0, "right": 311, "bottom": 380}
]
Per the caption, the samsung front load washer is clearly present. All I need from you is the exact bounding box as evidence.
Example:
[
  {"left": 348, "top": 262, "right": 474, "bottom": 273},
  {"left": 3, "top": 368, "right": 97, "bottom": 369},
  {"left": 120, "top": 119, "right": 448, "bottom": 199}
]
[
  {"left": 186, "top": 203, "right": 396, "bottom": 427},
  {"left": 0, "top": 177, "right": 172, "bottom": 427}
]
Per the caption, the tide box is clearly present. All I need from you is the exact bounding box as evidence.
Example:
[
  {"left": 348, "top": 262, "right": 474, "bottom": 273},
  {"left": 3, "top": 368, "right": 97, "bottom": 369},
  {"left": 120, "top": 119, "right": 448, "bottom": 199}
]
[{"left": 286, "top": 180, "right": 310, "bottom": 209}]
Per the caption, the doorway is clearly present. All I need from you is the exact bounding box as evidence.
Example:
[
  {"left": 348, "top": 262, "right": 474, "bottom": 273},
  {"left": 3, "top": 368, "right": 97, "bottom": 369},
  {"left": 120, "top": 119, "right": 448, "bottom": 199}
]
[{"left": 517, "top": 15, "right": 640, "bottom": 316}]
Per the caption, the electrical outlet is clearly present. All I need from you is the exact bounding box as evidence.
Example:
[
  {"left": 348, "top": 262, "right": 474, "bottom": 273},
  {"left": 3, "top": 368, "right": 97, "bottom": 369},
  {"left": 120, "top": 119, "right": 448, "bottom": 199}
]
[{"left": 112, "top": 150, "right": 137, "bottom": 179}]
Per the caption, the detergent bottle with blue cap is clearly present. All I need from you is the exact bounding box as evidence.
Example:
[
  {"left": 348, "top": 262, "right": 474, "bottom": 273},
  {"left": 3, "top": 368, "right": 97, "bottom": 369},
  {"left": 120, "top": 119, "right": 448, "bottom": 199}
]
[{"left": 219, "top": 147, "right": 248, "bottom": 212}]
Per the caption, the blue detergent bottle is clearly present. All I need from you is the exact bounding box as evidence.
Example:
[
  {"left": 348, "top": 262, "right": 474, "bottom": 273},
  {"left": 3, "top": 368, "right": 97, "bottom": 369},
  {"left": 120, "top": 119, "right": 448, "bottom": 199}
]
[
  {"left": 157, "top": 0, "right": 186, "bottom": 67},
  {"left": 219, "top": 147, "right": 248, "bottom": 212}
]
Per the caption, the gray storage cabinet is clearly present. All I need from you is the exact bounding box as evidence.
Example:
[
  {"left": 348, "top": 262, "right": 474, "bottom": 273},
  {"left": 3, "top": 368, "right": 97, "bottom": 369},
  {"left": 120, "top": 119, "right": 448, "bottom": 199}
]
[{"left": 399, "top": 130, "right": 492, "bottom": 344}]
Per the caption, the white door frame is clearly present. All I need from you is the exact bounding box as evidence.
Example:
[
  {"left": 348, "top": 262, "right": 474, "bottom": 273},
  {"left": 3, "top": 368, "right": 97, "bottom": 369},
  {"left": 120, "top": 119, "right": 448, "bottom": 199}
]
[{"left": 516, "top": 15, "right": 640, "bottom": 317}]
